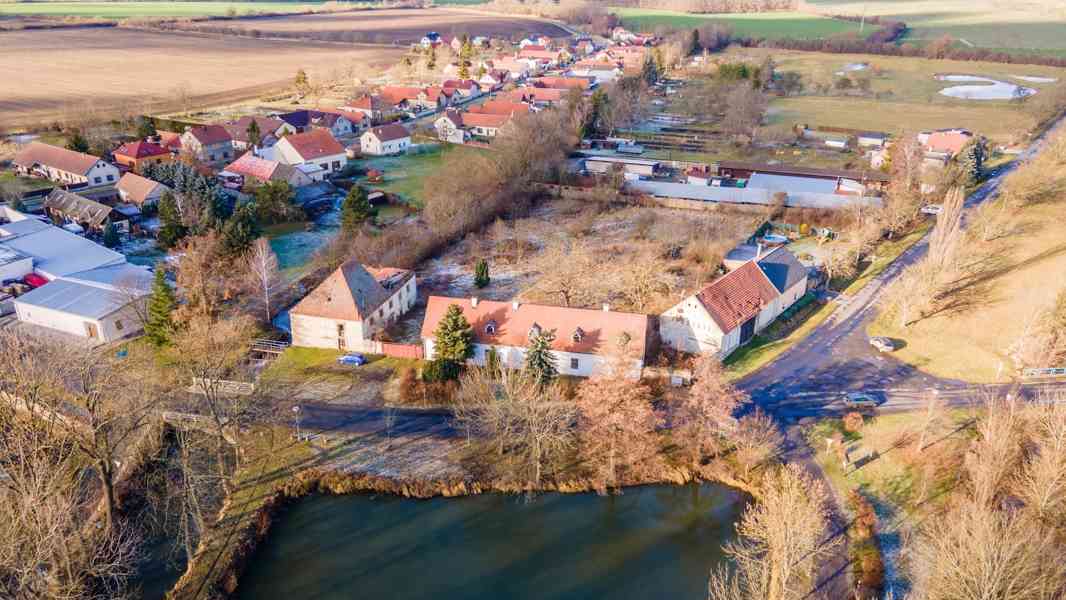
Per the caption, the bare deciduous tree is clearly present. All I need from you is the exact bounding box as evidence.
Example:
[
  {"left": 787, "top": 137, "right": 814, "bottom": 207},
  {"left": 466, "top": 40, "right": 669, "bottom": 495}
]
[
  {"left": 707, "top": 463, "right": 839, "bottom": 600},
  {"left": 244, "top": 237, "right": 282, "bottom": 324},
  {"left": 673, "top": 355, "right": 747, "bottom": 462}
]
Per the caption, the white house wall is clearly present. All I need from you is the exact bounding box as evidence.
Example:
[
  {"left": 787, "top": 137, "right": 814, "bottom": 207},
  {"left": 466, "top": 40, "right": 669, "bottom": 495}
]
[
  {"left": 85, "top": 162, "right": 120, "bottom": 187},
  {"left": 290, "top": 314, "right": 370, "bottom": 351},
  {"left": 13, "top": 299, "right": 143, "bottom": 343},
  {"left": 422, "top": 339, "right": 643, "bottom": 378}
]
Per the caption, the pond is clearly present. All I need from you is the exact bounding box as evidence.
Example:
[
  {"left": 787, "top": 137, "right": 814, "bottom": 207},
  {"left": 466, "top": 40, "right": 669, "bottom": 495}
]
[{"left": 235, "top": 483, "right": 746, "bottom": 600}]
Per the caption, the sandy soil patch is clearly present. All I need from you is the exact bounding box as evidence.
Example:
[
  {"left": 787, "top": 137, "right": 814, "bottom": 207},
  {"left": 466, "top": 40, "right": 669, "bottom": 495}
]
[{"left": 0, "top": 27, "right": 403, "bottom": 129}]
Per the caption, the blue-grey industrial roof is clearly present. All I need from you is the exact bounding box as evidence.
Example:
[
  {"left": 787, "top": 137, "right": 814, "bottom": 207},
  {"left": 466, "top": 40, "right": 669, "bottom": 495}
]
[
  {"left": 756, "top": 247, "right": 807, "bottom": 294},
  {"left": 14, "top": 264, "right": 151, "bottom": 320}
]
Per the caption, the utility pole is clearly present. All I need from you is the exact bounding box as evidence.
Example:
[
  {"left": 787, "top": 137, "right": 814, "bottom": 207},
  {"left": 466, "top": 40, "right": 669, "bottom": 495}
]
[
  {"left": 292, "top": 405, "right": 301, "bottom": 441},
  {"left": 860, "top": 2, "right": 867, "bottom": 34}
]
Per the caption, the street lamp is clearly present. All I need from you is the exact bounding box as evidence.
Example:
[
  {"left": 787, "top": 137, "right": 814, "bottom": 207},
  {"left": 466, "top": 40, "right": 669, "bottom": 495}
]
[{"left": 292, "top": 405, "right": 301, "bottom": 441}]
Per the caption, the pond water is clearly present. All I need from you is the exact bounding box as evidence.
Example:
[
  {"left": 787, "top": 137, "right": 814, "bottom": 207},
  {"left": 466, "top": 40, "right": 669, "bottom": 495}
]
[
  {"left": 235, "top": 483, "right": 746, "bottom": 600},
  {"left": 936, "top": 74, "right": 1036, "bottom": 100},
  {"left": 268, "top": 195, "right": 343, "bottom": 274}
]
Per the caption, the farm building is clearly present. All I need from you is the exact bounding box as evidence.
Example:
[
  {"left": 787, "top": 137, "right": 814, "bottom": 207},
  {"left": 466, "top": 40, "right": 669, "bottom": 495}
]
[
  {"left": 112, "top": 140, "right": 171, "bottom": 173},
  {"left": 290, "top": 261, "right": 417, "bottom": 352},
  {"left": 360, "top": 124, "right": 411, "bottom": 156},
  {"left": 116, "top": 173, "right": 168, "bottom": 208},
  {"left": 14, "top": 263, "right": 152, "bottom": 344},
  {"left": 857, "top": 132, "right": 889, "bottom": 148},
  {"left": 12, "top": 142, "right": 119, "bottom": 187},
  {"left": 583, "top": 156, "right": 661, "bottom": 177},
  {"left": 716, "top": 161, "right": 891, "bottom": 191},
  {"left": 43, "top": 189, "right": 128, "bottom": 234},
  {"left": 659, "top": 247, "right": 808, "bottom": 358},
  {"left": 180, "top": 125, "right": 234, "bottom": 165},
  {"left": 0, "top": 209, "right": 125, "bottom": 280},
  {"left": 271, "top": 129, "right": 347, "bottom": 181},
  {"left": 421, "top": 297, "right": 649, "bottom": 379}
]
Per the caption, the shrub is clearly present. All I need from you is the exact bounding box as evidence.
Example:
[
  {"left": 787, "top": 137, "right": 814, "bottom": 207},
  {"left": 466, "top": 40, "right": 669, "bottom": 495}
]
[{"left": 843, "top": 411, "right": 865, "bottom": 432}]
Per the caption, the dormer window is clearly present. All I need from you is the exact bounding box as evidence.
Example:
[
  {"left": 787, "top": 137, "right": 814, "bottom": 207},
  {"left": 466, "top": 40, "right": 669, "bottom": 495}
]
[
  {"left": 572, "top": 327, "right": 585, "bottom": 343},
  {"left": 485, "top": 320, "right": 497, "bottom": 335}
]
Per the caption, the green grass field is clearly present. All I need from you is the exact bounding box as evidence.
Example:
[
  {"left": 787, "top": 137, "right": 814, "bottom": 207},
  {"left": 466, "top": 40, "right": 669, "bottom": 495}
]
[
  {"left": 804, "top": 0, "right": 1066, "bottom": 53},
  {"left": 613, "top": 8, "right": 863, "bottom": 39},
  {"left": 359, "top": 144, "right": 485, "bottom": 207},
  {"left": 0, "top": 1, "right": 331, "bottom": 18},
  {"left": 725, "top": 47, "right": 1066, "bottom": 143}
]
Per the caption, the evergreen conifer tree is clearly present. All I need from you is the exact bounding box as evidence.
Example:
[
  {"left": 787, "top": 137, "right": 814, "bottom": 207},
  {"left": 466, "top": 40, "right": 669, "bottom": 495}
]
[
  {"left": 525, "top": 327, "right": 558, "bottom": 387},
  {"left": 474, "top": 258, "right": 490, "bottom": 288},
  {"left": 433, "top": 304, "right": 474, "bottom": 363},
  {"left": 157, "top": 191, "right": 187, "bottom": 249},
  {"left": 145, "top": 267, "right": 177, "bottom": 347},
  {"left": 340, "top": 185, "right": 374, "bottom": 233}
]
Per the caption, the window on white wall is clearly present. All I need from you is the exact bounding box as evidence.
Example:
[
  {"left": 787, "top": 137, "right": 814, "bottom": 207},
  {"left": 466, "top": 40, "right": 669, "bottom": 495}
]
[{"left": 570, "top": 358, "right": 579, "bottom": 370}]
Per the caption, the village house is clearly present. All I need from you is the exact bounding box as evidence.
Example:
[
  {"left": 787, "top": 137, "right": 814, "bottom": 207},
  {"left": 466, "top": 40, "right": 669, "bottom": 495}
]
[
  {"left": 462, "top": 112, "right": 515, "bottom": 139},
  {"left": 222, "top": 152, "right": 314, "bottom": 188},
  {"left": 12, "top": 142, "right": 119, "bottom": 187},
  {"left": 507, "top": 86, "right": 568, "bottom": 107},
  {"left": 434, "top": 111, "right": 467, "bottom": 144},
  {"left": 179, "top": 125, "right": 234, "bottom": 165},
  {"left": 112, "top": 140, "right": 171, "bottom": 173},
  {"left": 379, "top": 86, "right": 427, "bottom": 112},
  {"left": 223, "top": 116, "right": 295, "bottom": 151},
  {"left": 468, "top": 100, "right": 531, "bottom": 116},
  {"left": 659, "top": 247, "right": 808, "bottom": 358},
  {"left": 531, "top": 76, "right": 594, "bottom": 91},
  {"left": 43, "top": 189, "right": 128, "bottom": 234},
  {"left": 277, "top": 109, "right": 363, "bottom": 138},
  {"left": 479, "top": 69, "right": 512, "bottom": 89},
  {"left": 441, "top": 79, "right": 483, "bottom": 100},
  {"left": 156, "top": 131, "right": 183, "bottom": 153},
  {"left": 116, "top": 172, "right": 168, "bottom": 209},
  {"left": 421, "top": 297, "right": 650, "bottom": 378},
  {"left": 340, "top": 95, "right": 387, "bottom": 123},
  {"left": 517, "top": 47, "right": 570, "bottom": 66},
  {"left": 360, "top": 124, "right": 411, "bottom": 156},
  {"left": 922, "top": 129, "right": 973, "bottom": 158},
  {"left": 271, "top": 129, "right": 347, "bottom": 181},
  {"left": 289, "top": 260, "right": 417, "bottom": 351}
]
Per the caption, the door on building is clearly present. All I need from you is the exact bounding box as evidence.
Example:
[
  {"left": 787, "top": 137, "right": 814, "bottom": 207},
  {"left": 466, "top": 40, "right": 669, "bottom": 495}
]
[
  {"left": 739, "top": 316, "right": 756, "bottom": 345},
  {"left": 84, "top": 322, "right": 99, "bottom": 339},
  {"left": 337, "top": 323, "right": 347, "bottom": 350}
]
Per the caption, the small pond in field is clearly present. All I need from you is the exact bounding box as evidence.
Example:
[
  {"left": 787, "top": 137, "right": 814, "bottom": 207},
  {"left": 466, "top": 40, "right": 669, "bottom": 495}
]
[
  {"left": 936, "top": 74, "right": 1036, "bottom": 100},
  {"left": 234, "top": 483, "right": 747, "bottom": 600}
]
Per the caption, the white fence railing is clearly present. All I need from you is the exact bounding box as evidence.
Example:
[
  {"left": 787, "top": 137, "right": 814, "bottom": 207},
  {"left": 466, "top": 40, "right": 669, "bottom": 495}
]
[{"left": 1023, "top": 367, "right": 1066, "bottom": 379}]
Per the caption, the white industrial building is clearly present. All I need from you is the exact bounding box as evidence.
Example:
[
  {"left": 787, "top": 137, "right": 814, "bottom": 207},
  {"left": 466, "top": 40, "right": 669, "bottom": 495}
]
[{"left": 1, "top": 208, "right": 152, "bottom": 344}]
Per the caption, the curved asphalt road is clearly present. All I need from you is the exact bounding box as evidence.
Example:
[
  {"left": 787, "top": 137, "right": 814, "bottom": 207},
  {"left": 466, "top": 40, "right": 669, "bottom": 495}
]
[{"left": 739, "top": 115, "right": 1066, "bottom": 421}]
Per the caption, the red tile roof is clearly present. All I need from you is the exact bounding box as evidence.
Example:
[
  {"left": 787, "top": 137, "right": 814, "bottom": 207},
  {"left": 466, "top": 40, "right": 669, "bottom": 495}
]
[
  {"left": 460, "top": 112, "right": 512, "bottom": 130},
  {"left": 12, "top": 142, "right": 102, "bottom": 175},
  {"left": 225, "top": 152, "right": 283, "bottom": 181},
  {"left": 694, "top": 261, "right": 779, "bottom": 333},
  {"left": 507, "top": 87, "right": 566, "bottom": 103},
  {"left": 925, "top": 131, "right": 972, "bottom": 155},
  {"left": 279, "top": 129, "right": 344, "bottom": 161},
  {"left": 365, "top": 124, "right": 410, "bottom": 143},
  {"left": 114, "top": 140, "right": 167, "bottom": 160},
  {"left": 157, "top": 131, "right": 183, "bottom": 150},
  {"left": 442, "top": 79, "right": 479, "bottom": 91},
  {"left": 468, "top": 100, "right": 530, "bottom": 116},
  {"left": 380, "top": 86, "right": 423, "bottom": 105},
  {"left": 185, "top": 125, "right": 232, "bottom": 146},
  {"left": 421, "top": 297, "right": 648, "bottom": 359},
  {"left": 532, "top": 76, "right": 592, "bottom": 90}
]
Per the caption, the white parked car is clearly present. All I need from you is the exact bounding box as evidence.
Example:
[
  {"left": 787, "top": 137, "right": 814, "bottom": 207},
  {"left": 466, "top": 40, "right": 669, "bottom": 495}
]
[
  {"left": 920, "top": 204, "right": 943, "bottom": 215},
  {"left": 869, "top": 336, "right": 897, "bottom": 353},
  {"left": 843, "top": 392, "right": 880, "bottom": 410}
]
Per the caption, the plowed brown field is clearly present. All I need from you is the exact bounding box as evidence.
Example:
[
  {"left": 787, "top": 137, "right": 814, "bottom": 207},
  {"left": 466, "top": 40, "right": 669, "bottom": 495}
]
[{"left": 1, "top": 27, "right": 403, "bottom": 129}]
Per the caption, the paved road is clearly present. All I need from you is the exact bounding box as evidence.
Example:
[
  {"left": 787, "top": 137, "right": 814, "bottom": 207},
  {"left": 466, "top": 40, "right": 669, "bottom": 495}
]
[{"left": 739, "top": 116, "right": 1066, "bottom": 420}]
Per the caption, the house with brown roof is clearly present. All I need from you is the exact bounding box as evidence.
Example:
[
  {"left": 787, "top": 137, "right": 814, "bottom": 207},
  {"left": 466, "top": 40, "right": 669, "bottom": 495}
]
[
  {"left": 272, "top": 129, "right": 347, "bottom": 180},
  {"left": 277, "top": 110, "right": 362, "bottom": 138},
  {"left": 659, "top": 247, "right": 808, "bottom": 357},
  {"left": 12, "top": 142, "right": 120, "bottom": 187},
  {"left": 359, "top": 124, "right": 411, "bottom": 156},
  {"left": 441, "top": 79, "right": 483, "bottom": 100},
  {"left": 461, "top": 112, "right": 516, "bottom": 139},
  {"left": 43, "top": 189, "right": 129, "bottom": 234},
  {"left": 223, "top": 116, "right": 295, "bottom": 151},
  {"left": 341, "top": 95, "right": 391, "bottom": 123},
  {"left": 507, "top": 86, "right": 568, "bottom": 107},
  {"left": 468, "top": 100, "right": 531, "bottom": 117},
  {"left": 179, "top": 125, "right": 234, "bottom": 165},
  {"left": 434, "top": 110, "right": 467, "bottom": 144},
  {"left": 421, "top": 297, "right": 649, "bottom": 378},
  {"left": 290, "top": 261, "right": 417, "bottom": 351},
  {"left": 113, "top": 140, "right": 172, "bottom": 173},
  {"left": 531, "top": 76, "right": 593, "bottom": 91},
  {"left": 116, "top": 172, "right": 169, "bottom": 208}
]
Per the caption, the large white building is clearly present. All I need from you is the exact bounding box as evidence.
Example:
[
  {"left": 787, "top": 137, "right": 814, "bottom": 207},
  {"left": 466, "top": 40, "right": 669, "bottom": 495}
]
[
  {"left": 659, "top": 247, "right": 808, "bottom": 358},
  {"left": 1, "top": 208, "right": 152, "bottom": 344},
  {"left": 420, "top": 297, "right": 649, "bottom": 378},
  {"left": 271, "top": 129, "right": 348, "bottom": 181},
  {"left": 289, "top": 261, "right": 417, "bottom": 351},
  {"left": 12, "top": 142, "right": 119, "bottom": 187}
]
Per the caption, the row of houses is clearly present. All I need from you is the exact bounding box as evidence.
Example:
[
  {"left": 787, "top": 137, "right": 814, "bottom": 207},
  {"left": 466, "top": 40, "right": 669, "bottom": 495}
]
[{"left": 287, "top": 244, "right": 810, "bottom": 378}]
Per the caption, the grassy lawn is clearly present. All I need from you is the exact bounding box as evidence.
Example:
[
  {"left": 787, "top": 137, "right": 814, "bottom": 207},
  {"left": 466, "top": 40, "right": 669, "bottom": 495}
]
[
  {"left": 613, "top": 8, "right": 864, "bottom": 40},
  {"left": 358, "top": 144, "right": 484, "bottom": 208},
  {"left": 0, "top": 1, "right": 330, "bottom": 18},
  {"left": 0, "top": 171, "right": 53, "bottom": 191},
  {"left": 869, "top": 201, "right": 1066, "bottom": 384},
  {"left": 724, "top": 48, "right": 1066, "bottom": 143},
  {"left": 262, "top": 346, "right": 419, "bottom": 385},
  {"left": 839, "top": 223, "right": 931, "bottom": 296},
  {"left": 802, "top": 0, "right": 1066, "bottom": 53}
]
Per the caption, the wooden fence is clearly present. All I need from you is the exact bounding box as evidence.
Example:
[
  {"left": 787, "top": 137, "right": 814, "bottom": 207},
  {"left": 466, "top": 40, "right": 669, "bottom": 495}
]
[{"left": 379, "top": 342, "right": 424, "bottom": 360}]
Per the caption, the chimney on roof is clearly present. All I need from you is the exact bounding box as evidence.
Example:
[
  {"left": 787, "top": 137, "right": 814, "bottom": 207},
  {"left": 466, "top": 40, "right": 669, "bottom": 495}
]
[
  {"left": 602, "top": 303, "right": 610, "bottom": 312},
  {"left": 512, "top": 300, "right": 519, "bottom": 311},
  {"left": 471, "top": 296, "right": 479, "bottom": 308}
]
